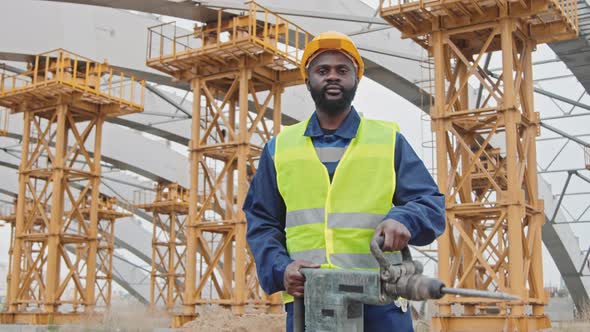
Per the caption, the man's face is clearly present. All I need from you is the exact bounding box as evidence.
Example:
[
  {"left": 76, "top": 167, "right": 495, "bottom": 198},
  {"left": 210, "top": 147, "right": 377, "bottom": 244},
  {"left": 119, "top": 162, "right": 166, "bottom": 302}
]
[{"left": 306, "top": 50, "right": 358, "bottom": 115}]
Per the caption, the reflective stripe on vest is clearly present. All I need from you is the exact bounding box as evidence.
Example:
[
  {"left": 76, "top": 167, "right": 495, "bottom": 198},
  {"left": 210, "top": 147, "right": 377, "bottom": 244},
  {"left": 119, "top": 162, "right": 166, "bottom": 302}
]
[
  {"left": 315, "top": 146, "right": 346, "bottom": 163},
  {"left": 275, "top": 116, "right": 400, "bottom": 303}
]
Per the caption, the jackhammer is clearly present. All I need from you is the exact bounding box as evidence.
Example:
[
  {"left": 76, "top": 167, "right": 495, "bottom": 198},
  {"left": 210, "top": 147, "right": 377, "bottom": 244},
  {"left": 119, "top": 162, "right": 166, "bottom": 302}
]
[{"left": 293, "top": 236, "right": 519, "bottom": 331}]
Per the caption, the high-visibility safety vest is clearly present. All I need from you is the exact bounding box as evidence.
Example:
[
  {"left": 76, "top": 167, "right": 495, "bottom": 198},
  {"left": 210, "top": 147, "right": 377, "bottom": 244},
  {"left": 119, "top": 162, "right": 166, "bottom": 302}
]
[{"left": 275, "top": 116, "right": 402, "bottom": 303}]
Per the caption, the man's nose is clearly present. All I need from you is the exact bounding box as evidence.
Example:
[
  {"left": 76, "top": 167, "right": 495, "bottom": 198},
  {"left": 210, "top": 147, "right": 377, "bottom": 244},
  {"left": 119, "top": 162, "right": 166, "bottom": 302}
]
[{"left": 325, "top": 69, "right": 341, "bottom": 82}]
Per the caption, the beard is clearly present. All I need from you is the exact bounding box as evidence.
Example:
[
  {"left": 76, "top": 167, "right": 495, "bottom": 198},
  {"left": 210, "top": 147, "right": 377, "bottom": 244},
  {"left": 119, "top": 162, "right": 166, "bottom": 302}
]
[{"left": 309, "top": 82, "right": 358, "bottom": 115}]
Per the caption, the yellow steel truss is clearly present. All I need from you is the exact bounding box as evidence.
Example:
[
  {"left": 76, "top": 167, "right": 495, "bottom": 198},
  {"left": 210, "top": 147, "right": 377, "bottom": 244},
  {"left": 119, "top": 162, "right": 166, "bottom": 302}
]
[
  {"left": 146, "top": 2, "right": 311, "bottom": 326},
  {"left": 380, "top": 0, "right": 578, "bottom": 330},
  {"left": 78, "top": 196, "right": 130, "bottom": 309},
  {"left": 134, "top": 183, "right": 189, "bottom": 311},
  {"left": 0, "top": 49, "right": 144, "bottom": 323}
]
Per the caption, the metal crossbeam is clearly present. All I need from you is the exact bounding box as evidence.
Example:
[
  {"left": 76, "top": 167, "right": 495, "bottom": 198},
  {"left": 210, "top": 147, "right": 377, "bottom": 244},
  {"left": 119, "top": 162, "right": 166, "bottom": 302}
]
[
  {"left": 540, "top": 122, "right": 590, "bottom": 148},
  {"left": 551, "top": 171, "right": 574, "bottom": 224},
  {"left": 145, "top": 84, "right": 191, "bottom": 118}
]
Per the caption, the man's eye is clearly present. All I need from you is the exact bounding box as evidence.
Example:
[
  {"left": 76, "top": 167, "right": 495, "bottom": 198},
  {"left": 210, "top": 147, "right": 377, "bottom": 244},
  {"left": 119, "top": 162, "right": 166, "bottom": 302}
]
[{"left": 318, "top": 69, "right": 327, "bottom": 75}]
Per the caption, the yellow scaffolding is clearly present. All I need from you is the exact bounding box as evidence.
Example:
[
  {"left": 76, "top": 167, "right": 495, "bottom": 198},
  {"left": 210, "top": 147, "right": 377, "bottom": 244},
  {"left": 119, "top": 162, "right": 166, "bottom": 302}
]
[
  {"left": 146, "top": 1, "right": 311, "bottom": 326},
  {"left": 380, "top": 0, "right": 578, "bottom": 330},
  {"left": 78, "top": 196, "right": 131, "bottom": 310},
  {"left": 134, "top": 183, "right": 189, "bottom": 312},
  {"left": 0, "top": 49, "right": 144, "bottom": 113},
  {"left": 0, "top": 49, "right": 144, "bottom": 324}
]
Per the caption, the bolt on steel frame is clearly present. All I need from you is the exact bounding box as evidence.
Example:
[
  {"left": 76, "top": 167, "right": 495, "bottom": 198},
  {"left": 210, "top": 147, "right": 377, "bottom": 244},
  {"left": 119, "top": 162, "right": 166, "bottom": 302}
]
[
  {"left": 0, "top": 49, "right": 144, "bottom": 324},
  {"left": 134, "top": 183, "right": 189, "bottom": 311},
  {"left": 380, "top": 0, "right": 578, "bottom": 330},
  {"left": 146, "top": 2, "right": 311, "bottom": 326}
]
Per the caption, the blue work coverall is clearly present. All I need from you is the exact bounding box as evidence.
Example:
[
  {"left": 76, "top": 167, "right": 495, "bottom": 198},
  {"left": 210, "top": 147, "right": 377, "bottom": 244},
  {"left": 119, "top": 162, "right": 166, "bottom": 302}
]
[{"left": 244, "top": 108, "right": 445, "bottom": 331}]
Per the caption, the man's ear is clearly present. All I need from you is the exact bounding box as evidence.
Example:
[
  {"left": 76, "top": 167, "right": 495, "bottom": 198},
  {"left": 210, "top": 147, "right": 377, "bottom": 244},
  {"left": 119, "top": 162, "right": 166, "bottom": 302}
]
[{"left": 305, "top": 78, "right": 311, "bottom": 91}]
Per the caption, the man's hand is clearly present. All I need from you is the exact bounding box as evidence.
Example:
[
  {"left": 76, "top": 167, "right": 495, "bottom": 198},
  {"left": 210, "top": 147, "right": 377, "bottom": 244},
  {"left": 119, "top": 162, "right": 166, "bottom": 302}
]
[
  {"left": 374, "top": 219, "right": 411, "bottom": 251},
  {"left": 283, "top": 260, "right": 320, "bottom": 298}
]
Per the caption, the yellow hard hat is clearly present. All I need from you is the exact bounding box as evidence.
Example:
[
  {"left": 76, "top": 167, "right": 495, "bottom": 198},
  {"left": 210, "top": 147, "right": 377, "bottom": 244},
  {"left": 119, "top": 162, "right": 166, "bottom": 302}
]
[{"left": 301, "top": 31, "right": 364, "bottom": 81}]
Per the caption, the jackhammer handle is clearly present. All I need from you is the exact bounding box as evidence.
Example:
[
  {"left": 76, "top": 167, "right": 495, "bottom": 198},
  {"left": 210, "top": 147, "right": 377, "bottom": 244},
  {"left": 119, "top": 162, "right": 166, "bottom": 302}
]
[
  {"left": 293, "top": 296, "right": 305, "bottom": 332},
  {"left": 370, "top": 235, "right": 412, "bottom": 266}
]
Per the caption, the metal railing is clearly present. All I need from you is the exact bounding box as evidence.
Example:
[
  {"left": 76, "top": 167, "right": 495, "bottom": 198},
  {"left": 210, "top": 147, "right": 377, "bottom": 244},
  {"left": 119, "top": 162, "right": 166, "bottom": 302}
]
[
  {"left": 380, "top": 0, "right": 430, "bottom": 10},
  {"left": 380, "top": 0, "right": 579, "bottom": 34},
  {"left": 133, "top": 189, "right": 156, "bottom": 208},
  {"left": 146, "top": 1, "right": 313, "bottom": 68},
  {"left": 78, "top": 195, "right": 133, "bottom": 217},
  {"left": 133, "top": 183, "right": 188, "bottom": 208},
  {"left": 110, "top": 197, "right": 134, "bottom": 215},
  {"left": 0, "top": 204, "right": 15, "bottom": 220},
  {"left": 552, "top": 0, "right": 579, "bottom": 34},
  {"left": 0, "top": 49, "right": 145, "bottom": 108},
  {"left": 98, "top": 196, "right": 133, "bottom": 214}
]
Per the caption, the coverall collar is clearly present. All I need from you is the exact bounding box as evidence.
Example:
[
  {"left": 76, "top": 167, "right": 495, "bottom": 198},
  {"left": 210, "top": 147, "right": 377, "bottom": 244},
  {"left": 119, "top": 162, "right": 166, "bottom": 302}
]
[{"left": 304, "top": 106, "right": 360, "bottom": 139}]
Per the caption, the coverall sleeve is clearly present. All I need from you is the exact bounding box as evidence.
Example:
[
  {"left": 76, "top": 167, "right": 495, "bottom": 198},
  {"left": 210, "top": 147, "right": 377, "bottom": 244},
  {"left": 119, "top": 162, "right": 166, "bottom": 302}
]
[
  {"left": 244, "top": 139, "right": 293, "bottom": 295},
  {"left": 387, "top": 132, "right": 446, "bottom": 246}
]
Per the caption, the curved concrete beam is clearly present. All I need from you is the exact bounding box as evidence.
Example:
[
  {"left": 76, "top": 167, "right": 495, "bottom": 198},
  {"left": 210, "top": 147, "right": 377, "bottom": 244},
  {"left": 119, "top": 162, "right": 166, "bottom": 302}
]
[
  {"left": 0, "top": 0, "right": 422, "bottom": 168},
  {"left": 540, "top": 175, "right": 590, "bottom": 311},
  {"left": 3, "top": 0, "right": 429, "bottom": 114},
  {"left": 39, "top": 0, "right": 224, "bottom": 27}
]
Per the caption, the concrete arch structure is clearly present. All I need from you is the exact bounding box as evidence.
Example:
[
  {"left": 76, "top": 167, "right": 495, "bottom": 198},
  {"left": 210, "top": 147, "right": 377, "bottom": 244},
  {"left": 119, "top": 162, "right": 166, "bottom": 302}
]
[{"left": 0, "top": 0, "right": 588, "bottom": 311}]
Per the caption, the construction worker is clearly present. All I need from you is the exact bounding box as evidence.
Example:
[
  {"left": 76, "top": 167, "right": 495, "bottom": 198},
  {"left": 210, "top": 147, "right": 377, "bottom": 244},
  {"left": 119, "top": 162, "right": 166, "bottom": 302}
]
[{"left": 244, "top": 31, "right": 445, "bottom": 331}]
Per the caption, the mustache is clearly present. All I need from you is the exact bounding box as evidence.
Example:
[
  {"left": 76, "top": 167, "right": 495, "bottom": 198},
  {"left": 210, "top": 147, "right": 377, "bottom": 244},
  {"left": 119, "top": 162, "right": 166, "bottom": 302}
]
[{"left": 309, "top": 81, "right": 358, "bottom": 115}]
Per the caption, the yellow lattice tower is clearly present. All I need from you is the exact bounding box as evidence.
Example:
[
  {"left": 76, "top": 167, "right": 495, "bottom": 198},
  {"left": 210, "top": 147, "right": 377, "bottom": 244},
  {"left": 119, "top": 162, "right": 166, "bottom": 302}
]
[
  {"left": 146, "top": 1, "right": 311, "bottom": 326},
  {"left": 134, "top": 183, "right": 189, "bottom": 311},
  {"left": 0, "top": 49, "right": 144, "bottom": 324},
  {"left": 380, "top": 0, "right": 578, "bottom": 331},
  {"left": 76, "top": 195, "right": 131, "bottom": 310}
]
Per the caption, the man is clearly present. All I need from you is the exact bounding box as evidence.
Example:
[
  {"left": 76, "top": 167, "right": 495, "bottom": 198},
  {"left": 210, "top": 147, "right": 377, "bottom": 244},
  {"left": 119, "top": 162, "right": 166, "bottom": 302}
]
[{"left": 244, "top": 31, "right": 445, "bottom": 331}]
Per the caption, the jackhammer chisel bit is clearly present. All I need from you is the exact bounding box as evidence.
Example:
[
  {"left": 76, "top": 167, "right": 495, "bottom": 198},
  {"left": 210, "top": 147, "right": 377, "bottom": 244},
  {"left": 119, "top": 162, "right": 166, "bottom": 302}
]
[{"left": 370, "top": 236, "right": 520, "bottom": 301}]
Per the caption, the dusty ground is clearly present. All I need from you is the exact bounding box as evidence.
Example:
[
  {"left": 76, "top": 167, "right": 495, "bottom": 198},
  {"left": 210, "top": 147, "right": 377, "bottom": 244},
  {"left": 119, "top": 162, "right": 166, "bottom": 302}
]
[
  {"left": 40, "top": 304, "right": 590, "bottom": 331},
  {"left": 181, "top": 306, "right": 285, "bottom": 332},
  {"left": 59, "top": 300, "right": 170, "bottom": 332}
]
